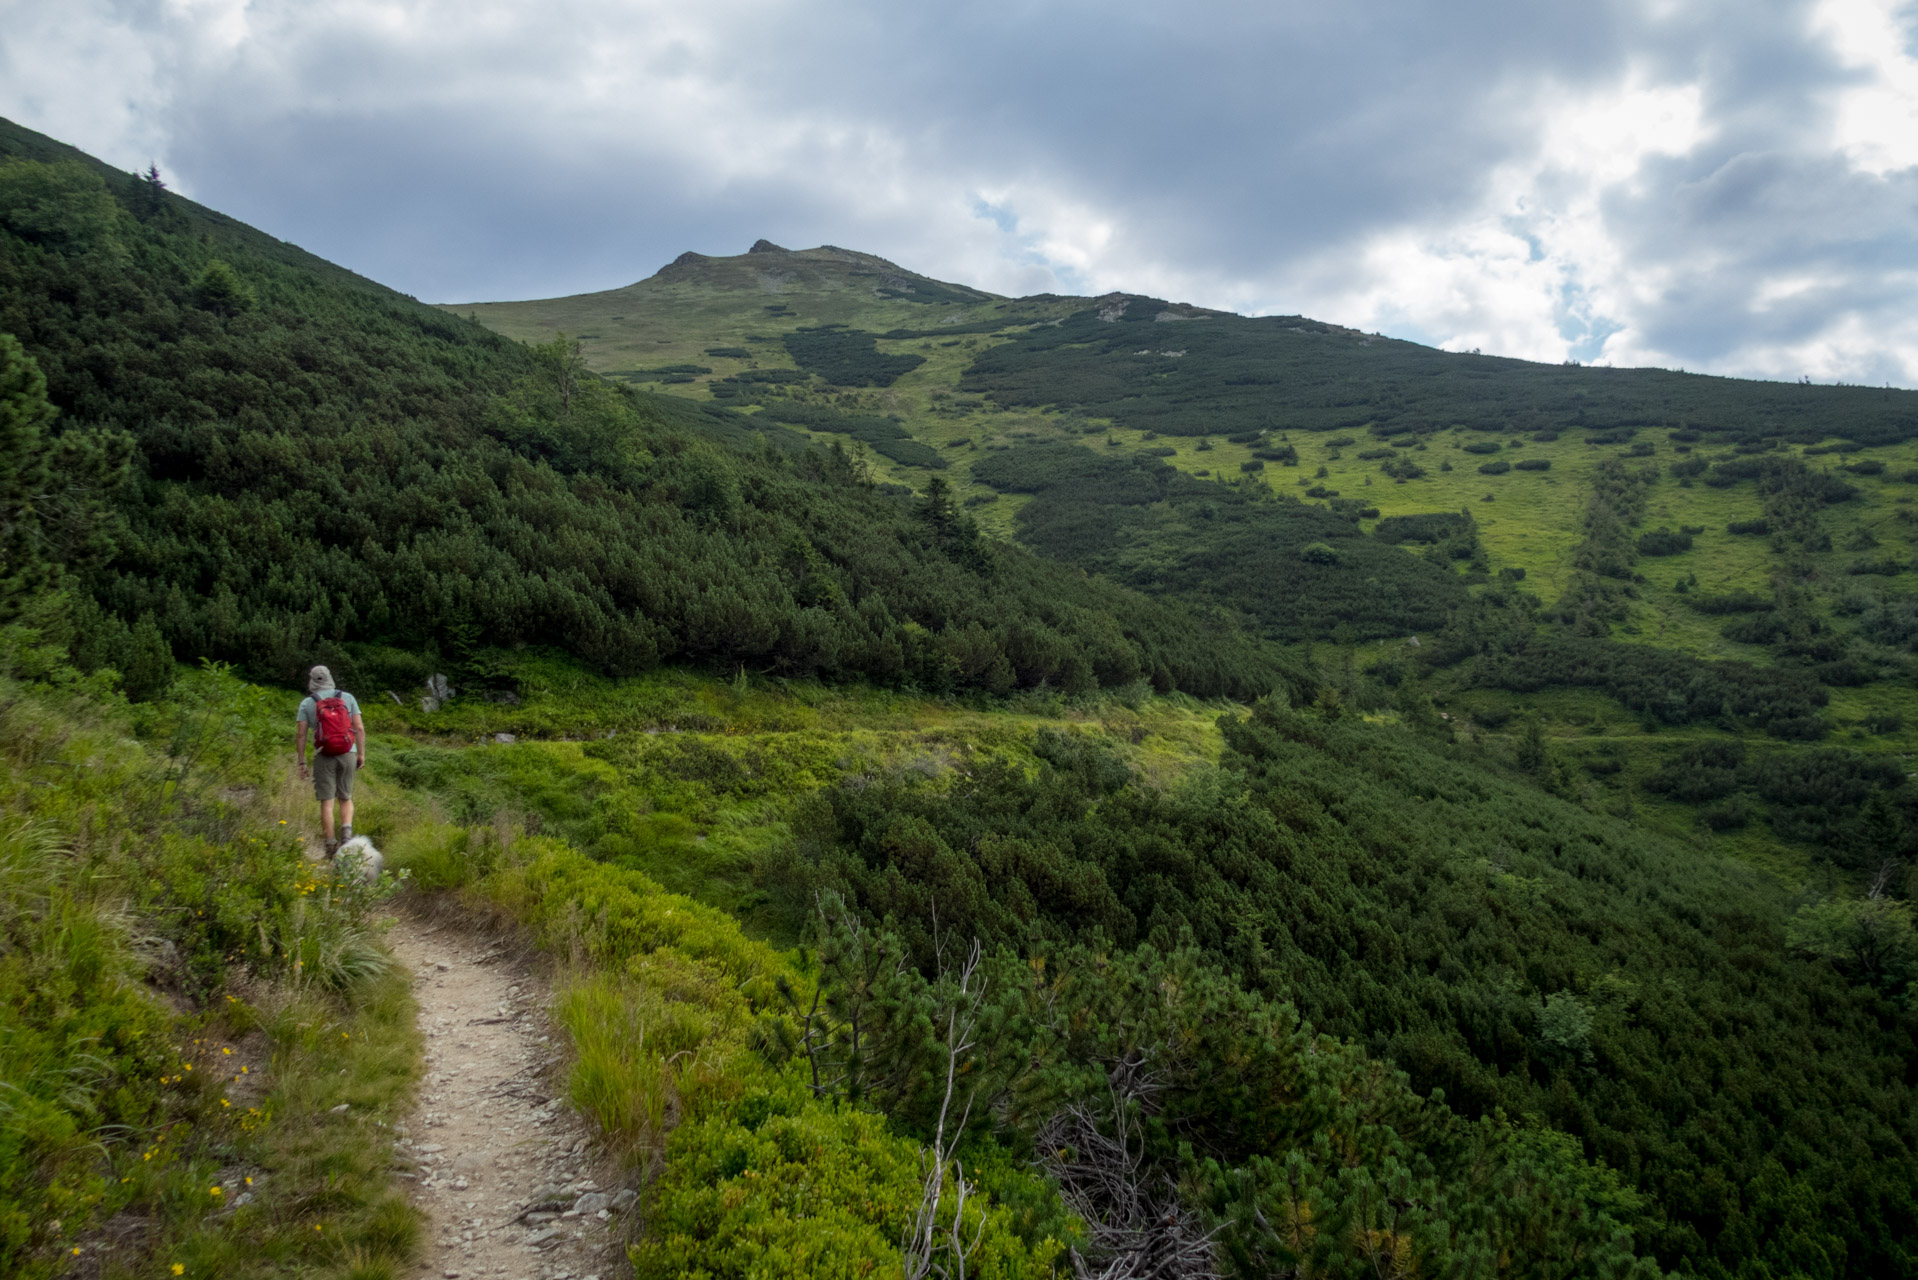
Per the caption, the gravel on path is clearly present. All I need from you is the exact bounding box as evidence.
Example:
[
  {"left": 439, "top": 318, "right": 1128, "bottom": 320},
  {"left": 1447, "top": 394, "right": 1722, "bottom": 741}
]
[{"left": 387, "top": 913, "right": 630, "bottom": 1280}]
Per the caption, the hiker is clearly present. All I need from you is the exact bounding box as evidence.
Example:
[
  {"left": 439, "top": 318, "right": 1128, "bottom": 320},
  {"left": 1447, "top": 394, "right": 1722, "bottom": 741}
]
[{"left": 294, "top": 665, "right": 365, "bottom": 857}]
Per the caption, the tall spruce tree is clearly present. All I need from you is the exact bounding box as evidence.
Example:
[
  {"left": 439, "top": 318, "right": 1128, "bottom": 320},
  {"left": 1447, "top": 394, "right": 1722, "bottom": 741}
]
[{"left": 135, "top": 163, "right": 167, "bottom": 220}]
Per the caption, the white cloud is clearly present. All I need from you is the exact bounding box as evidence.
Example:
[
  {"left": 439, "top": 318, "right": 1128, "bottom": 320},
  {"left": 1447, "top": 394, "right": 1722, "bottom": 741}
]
[
  {"left": 1817, "top": 0, "right": 1918, "bottom": 175},
  {"left": 1257, "top": 74, "right": 1709, "bottom": 363},
  {"left": 0, "top": 0, "right": 170, "bottom": 173},
  {"left": 1, "top": 0, "right": 1914, "bottom": 385}
]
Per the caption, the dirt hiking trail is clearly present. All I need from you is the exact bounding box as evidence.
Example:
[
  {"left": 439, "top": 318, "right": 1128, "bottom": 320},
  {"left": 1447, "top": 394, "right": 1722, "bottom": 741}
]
[{"left": 387, "top": 912, "right": 629, "bottom": 1280}]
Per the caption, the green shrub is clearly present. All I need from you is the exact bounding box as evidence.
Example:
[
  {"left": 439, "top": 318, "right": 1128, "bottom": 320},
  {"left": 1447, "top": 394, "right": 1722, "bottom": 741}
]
[
  {"left": 191, "top": 259, "right": 254, "bottom": 317},
  {"left": 1636, "top": 528, "right": 1694, "bottom": 555},
  {"left": 490, "top": 837, "right": 786, "bottom": 991},
  {"left": 783, "top": 327, "right": 924, "bottom": 387},
  {"left": 67, "top": 596, "right": 176, "bottom": 701},
  {"left": 1373, "top": 513, "right": 1471, "bottom": 544},
  {"left": 0, "top": 159, "right": 125, "bottom": 252},
  {"left": 632, "top": 1076, "right": 1065, "bottom": 1280},
  {"left": 969, "top": 442, "right": 1464, "bottom": 644},
  {"left": 0, "top": 819, "right": 172, "bottom": 1268}
]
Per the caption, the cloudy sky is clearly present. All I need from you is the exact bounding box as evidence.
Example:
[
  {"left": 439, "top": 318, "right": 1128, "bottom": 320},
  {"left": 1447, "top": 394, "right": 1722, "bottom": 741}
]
[{"left": 4, "top": 0, "right": 1916, "bottom": 385}]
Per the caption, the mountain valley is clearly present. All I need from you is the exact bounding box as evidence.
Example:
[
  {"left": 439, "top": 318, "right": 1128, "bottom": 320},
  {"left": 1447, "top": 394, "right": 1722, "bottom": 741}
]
[{"left": 2, "top": 117, "right": 1915, "bottom": 1280}]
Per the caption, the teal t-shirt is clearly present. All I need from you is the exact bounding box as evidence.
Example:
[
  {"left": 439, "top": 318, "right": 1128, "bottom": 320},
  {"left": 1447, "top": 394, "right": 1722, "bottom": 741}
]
[{"left": 296, "top": 690, "right": 362, "bottom": 730}]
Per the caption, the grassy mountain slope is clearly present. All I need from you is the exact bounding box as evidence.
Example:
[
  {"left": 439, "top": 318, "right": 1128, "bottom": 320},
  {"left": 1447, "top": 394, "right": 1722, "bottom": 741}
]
[
  {"left": 448, "top": 239, "right": 1040, "bottom": 381},
  {"left": 961, "top": 296, "right": 1918, "bottom": 442},
  {"left": 467, "top": 246, "right": 1918, "bottom": 881},
  {"left": 458, "top": 246, "right": 1918, "bottom": 673}
]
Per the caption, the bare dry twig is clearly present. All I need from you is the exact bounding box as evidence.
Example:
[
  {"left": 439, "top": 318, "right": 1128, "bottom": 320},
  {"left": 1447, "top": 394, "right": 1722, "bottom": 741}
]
[
  {"left": 903, "top": 938, "right": 988, "bottom": 1280},
  {"left": 1038, "top": 1054, "right": 1220, "bottom": 1280}
]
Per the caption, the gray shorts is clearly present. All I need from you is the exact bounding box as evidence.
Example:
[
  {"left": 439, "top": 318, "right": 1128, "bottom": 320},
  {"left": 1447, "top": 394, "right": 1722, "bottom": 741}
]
[{"left": 313, "top": 752, "right": 356, "bottom": 801}]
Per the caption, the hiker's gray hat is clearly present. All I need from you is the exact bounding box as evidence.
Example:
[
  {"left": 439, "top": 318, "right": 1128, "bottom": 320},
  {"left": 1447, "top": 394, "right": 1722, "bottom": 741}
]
[{"left": 307, "top": 665, "right": 335, "bottom": 694}]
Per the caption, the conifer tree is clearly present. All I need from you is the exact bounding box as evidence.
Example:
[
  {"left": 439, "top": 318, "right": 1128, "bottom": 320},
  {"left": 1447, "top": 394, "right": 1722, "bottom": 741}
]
[
  {"left": 135, "top": 163, "right": 167, "bottom": 220},
  {"left": 920, "top": 474, "right": 956, "bottom": 536},
  {"left": 0, "top": 334, "right": 55, "bottom": 621},
  {"left": 192, "top": 259, "right": 254, "bottom": 317}
]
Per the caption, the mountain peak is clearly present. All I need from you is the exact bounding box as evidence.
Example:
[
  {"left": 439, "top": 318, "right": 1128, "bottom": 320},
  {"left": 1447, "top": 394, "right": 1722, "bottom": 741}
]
[{"left": 747, "top": 238, "right": 788, "bottom": 255}]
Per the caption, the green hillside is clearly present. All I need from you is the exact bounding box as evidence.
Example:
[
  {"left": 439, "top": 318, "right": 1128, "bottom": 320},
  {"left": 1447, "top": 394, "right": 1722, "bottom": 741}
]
[
  {"left": 0, "top": 128, "right": 1286, "bottom": 703},
  {"left": 466, "top": 244, "right": 1918, "bottom": 875},
  {"left": 3, "top": 117, "right": 1916, "bottom": 1280}
]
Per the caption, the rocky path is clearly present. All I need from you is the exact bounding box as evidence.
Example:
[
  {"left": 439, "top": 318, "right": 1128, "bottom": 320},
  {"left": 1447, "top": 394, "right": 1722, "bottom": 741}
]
[{"left": 387, "top": 913, "right": 630, "bottom": 1280}]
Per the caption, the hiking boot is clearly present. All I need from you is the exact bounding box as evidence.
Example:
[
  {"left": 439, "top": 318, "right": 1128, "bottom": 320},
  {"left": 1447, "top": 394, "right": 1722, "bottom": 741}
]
[
  {"left": 323, "top": 838, "right": 339, "bottom": 860},
  {"left": 340, "top": 824, "right": 353, "bottom": 842}
]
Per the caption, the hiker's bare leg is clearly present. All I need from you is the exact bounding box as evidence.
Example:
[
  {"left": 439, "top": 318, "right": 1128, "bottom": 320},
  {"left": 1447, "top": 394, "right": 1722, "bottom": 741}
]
[
  {"left": 340, "top": 798, "right": 354, "bottom": 833},
  {"left": 320, "top": 799, "right": 336, "bottom": 841}
]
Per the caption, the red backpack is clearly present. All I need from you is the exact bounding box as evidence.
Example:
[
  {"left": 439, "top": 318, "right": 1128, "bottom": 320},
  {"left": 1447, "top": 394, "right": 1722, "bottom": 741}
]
[{"left": 314, "top": 693, "right": 356, "bottom": 756}]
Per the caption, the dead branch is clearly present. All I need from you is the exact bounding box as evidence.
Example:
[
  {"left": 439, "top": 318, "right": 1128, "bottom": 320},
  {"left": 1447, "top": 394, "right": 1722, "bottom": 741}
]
[
  {"left": 904, "top": 938, "right": 989, "bottom": 1280},
  {"left": 1038, "top": 1055, "right": 1220, "bottom": 1280}
]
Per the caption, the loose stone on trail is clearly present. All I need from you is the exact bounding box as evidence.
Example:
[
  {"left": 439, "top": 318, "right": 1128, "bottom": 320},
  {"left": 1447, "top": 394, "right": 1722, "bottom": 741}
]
[{"left": 389, "top": 914, "right": 627, "bottom": 1280}]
